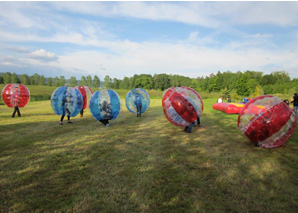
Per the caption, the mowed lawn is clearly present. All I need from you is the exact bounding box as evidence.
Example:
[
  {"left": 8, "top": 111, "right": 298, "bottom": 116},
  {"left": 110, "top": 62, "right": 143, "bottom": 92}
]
[{"left": 0, "top": 98, "right": 298, "bottom": 212}]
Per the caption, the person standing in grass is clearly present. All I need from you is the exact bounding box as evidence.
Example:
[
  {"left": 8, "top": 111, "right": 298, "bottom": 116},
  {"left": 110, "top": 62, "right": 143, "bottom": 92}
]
[
  {"left": 196, "top": 116, "right": 201, "bottom": 127},
  {"left": 79, "top": 108, "right": 84, "bottom": 117},
  {"left": 184, "top": 116, "right": 201, "bottom": 133},
  {"left": 217, "top": 96, "right": 223, "bottom": 103},
  {"left": 59, "top": 107, "right": 71, "bottom": 125},
  {"left": 291, "top": 93, "right": 298, "bottom": 116},
  {"left": 135, "top": 93, "right": 142, "bottom": 117},
  {"left": 184, "top": 123, "right": 194, "bottom": 133},
  {"left": 59, "top": 92, "right": 72, "bottom": 125},
  {"left": 12, "top": 87, "right": 21, "bottom": 118},
  {"left": 226, "top": 97, "right": 231, "bottom": 103},
  {"left": 98, "top": 100, "right": 111, "bottom": 127},
  {"left": 99, "top": 119, "right": 110, "bottom": 127}
]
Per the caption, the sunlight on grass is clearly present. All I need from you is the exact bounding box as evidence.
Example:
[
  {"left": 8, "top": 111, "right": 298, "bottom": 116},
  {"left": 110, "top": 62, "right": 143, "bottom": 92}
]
[{"left": 0, "top": 97, "right": 297, "bottom": 212}]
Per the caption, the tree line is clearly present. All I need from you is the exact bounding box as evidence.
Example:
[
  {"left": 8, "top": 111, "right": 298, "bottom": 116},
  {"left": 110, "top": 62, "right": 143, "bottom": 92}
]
[
  {"left": 0, "top": 72, "right": 101, "bottom": 88},
  {"left": 1, "top": 71, "right": 297, "bottom": 97},
  {"left": 0, "top": 72, "right": 193, "bottom": 90},
  {"left": 190, "top": 70, "right": 298, "bottom": 98},
  {"left": 103, "top": 74, "right": 192, "bottom": 90}
]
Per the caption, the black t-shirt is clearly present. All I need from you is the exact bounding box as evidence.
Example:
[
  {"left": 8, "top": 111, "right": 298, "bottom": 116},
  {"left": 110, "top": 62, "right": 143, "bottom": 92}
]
[{"left": 293, "top": 96, "right": 298, "bottom": 106}]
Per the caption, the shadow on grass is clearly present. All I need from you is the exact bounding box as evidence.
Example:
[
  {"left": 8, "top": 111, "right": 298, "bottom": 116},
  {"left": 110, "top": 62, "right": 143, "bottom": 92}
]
[{"left": 1, "top": 104, "right": 298, "bottom": 212}]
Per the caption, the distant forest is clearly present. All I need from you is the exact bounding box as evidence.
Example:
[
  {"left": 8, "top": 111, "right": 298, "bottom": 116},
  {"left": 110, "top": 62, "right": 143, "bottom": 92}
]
[{"left": 0, "top": 70, "right": 297, "bottom": 97}]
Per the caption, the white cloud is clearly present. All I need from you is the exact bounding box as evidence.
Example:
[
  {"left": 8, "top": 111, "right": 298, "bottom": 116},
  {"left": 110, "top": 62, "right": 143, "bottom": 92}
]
[
  {"left": 51, "top": 2, "right": 220, "bottom": 28},
  {"left": 28, "top": 49, "right": 58, "bottom": 62},
  {"left": 7, "top": 46, "right": 29, "bottom": 53},
  {"left": 51, "top": 2, "right": 298, "bottom": 27},
  {"left": 0, "top": 3, "right": 36, "bottom": 28},
  {"left": 0, "top": 54, "right": 26, "bottom": 68},
  {"left": 1, "top": 62, "right": 14, "bottom": 66},
  {"left": 2, "top": 38, "right": 298, "bottom": 79},
  {"left": 246, "top": 34, "right": 273, "bottom": 39},
  {"left": 0, "top": 26, "right": 114, "bottom": 50},
  {"left": 188, "top": 32, "right": 200, "bottom": 41},
  {"left": 221, "top": 2, "right": 298, "bottom": 27},
  {"left": 48, "top": 40, "right": 298, "bottom": 79}
]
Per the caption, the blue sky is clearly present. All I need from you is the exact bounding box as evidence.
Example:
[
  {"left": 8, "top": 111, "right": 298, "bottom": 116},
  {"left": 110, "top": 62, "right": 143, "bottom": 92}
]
[{"left": 1, "top": 1, "right": 298, "bottom": 80}]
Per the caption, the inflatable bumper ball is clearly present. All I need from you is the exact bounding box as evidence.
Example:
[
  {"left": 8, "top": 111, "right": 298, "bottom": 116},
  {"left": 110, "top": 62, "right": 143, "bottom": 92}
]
[
  {"left": 2, "top": 83, "right": 30, "bottom": 107},
  {"left": 51, "top": 86, "right": 83, "bottom": 117},
  {"left": 125, "top": 88, "right": 150, "bottom": 115},
  {"left": 162, "top": 87, "right": 204, "bottom": 127},
  {"left": 238, "top": 95, "right": 296, "bottom": 148},
  {"left": 76, "top": 86, "right": 93, "bottom": 110},
  {"left": 89, "top": 89, "right": 121, "bottom": 121}
]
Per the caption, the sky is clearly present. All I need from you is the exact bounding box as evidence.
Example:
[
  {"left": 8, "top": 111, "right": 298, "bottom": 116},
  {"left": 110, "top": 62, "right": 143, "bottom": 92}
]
[{"left": 1, "top": 1, "right": 298, "bottom": 80}]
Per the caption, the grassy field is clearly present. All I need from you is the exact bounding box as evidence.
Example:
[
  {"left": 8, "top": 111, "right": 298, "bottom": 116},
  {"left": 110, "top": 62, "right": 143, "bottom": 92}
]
[{"left": 0, "top": 96, "right": 298, "bottom": 212}]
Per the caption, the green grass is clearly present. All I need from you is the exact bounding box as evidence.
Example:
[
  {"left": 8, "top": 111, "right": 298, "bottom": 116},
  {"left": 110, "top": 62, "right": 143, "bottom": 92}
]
[{"left": 0, "top": 98, "right": 298, "bottom": 212}]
